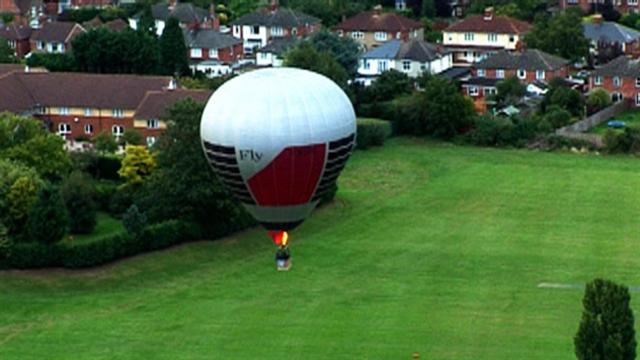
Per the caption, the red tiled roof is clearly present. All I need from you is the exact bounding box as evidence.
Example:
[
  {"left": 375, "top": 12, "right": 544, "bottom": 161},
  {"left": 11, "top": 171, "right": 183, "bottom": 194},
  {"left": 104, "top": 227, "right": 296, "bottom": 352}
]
[
  {"left": 0, "top": 23, "right": 31, "bottom": 41},
  {"left": 134, "top": 89, "right": 212, "bottom": 119},
  {"left": 0, "top": 63, "right": 24, "bottom": 77},
  {"left": 335, "top": 10, "right": 423, "bottom": 32},
  {"left": 31, "top": 22, "right": 85, "bottom": 43},
  {"left": 445, "top": 15, "right": 531, "bottom": 34},
  {"left": 0, "top": 72, "right": 172, "bottom": 112}
]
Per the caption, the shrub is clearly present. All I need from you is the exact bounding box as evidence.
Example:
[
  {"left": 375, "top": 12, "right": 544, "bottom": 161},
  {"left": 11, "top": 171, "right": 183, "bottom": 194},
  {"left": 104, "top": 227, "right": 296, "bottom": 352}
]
[
  {"left": 586, "top": 88, "right": 611, "bottom": 114},
  {"left": 8, "top": 242, "right": 64, "bottom": 268},
  {"left": 467, "top": 115, "right": 515, "bottom": 146},
  {"left": 94, "top": 180, "right": 118, "bottom": 211},
  {"left": 61, "top": 171, "right": 97, "bottom": 234},
  {"left": 109, "top": 185, "right": 136, "bottom": 217},
  {"left": 604, "top": 125, "right": 640, "bottom": 154},
  {"left": 24, "top": 185, "right": 68, "bottom": 244},
  {"left": 122, "top": 204, "right": 147, "bottom": 235},
  {"left": 95, "top": 155, "right": 121, "bottom": 180},
  {"left": 544, "top": 106, "right": 573, "bottom": 129},
  {"left": 356, "top": 118, "right": 392, "bottom": 149},
  {"left": 356, "top": 100, "right": 397, "bottom": 121}
]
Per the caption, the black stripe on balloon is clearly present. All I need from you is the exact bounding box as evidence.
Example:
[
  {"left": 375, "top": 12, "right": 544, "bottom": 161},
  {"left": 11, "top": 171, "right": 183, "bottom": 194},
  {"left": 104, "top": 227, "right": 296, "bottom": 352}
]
[
  {"left": 329, "top": 134, "right": 355, "bottom": 149},
  {"left": 326, "top": 152, "right": 351, "bottom": 167},
  {"left": 321, "top": 165, "right": 345, "bottom": 179},
  {"left": 213, "top": 171, "right": 244, "bottom": 183},
  {"left": 329, "top": 141, "right": 354, "bottom": 154},
  {"left": 207, "top": 153, "right": 238, "bottom": 166},
  {"left": 203, "top": 141, "right": 236, "bottom": 155},
  {"left": 260, "top": 220, "right": 304, "bottom": 231},
  {"left": 209, "top": 161, "right": 240, "bottom": 173},
  {"left": 327, "top": 145, "right": 353, "bottom": 160}
]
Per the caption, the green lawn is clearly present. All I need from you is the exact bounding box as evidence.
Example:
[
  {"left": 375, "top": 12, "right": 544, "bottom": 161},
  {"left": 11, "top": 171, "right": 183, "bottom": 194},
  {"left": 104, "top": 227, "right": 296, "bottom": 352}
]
[
  {"left": 3, "top": 138, "right": 640, "bottom": 359},
  {"left": 590, "top": 109, "right": 640, "bottom": 135},
  {"left": 71, "top": 212, "right": 124, "bottom": 244}
]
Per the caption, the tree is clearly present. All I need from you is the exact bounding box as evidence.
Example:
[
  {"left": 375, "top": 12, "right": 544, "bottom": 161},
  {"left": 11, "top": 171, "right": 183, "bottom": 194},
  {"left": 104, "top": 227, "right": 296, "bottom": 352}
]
[
  {"left": 61, "top": 171, "right": 97, "bottom": 234},
  {"left": 422, "top": 0, "right": 436, "bottom": 17},
  {"left": 25, "top": 53, "right": 76, "bottom": 72},
  {"left": 93, "top": 131, "right": 118, "bottom": 154},
  {"left": 0, "top": 160, "right": 43, "bottom": 238},
  {"left": 118, "top": 145, "right": 156, "bottom": 186},
  {"left": 122, "top": 204, "right": 147, "bottom": 235},
  {"left": 135, "top": 99, "right": 249, "bottom": 235},
  {"left": 0, "top": 113, "right": 71, "bottom": 180},
  {"left": 542, "top": 79, "right": 584, "bottom": 117},
  {"left": 137, "top": 2, "right": 157, "bottom": 35},
  {"left": 25, "top": 185, "right": 68, "bottom": 244},
  {"left": 368, "top": 69, "right": 414, "bottom": 102},
  {"left": 493, "top": 76, "right": 527, "bottom": 106},
  {"left": 525, "top": 11, "right": 589, "bottom": 62},
  {"left": 543, "top": 105, "right": 572, "bottom": 128},
  {"left": 159, "top": 17, "right": 189, "bottom": 76},
  {"left": 591, "top": 0, "right": 621, "bottom": 22},
  {"left": 121, "top": 129, "right": 143, "bottom": 146},
  {"left": 284, "top": 42, "right": 348, "bottom": 88},
  {"left": 228, "top": 0, "right": 261, "bottom": 19},
  {"left": 575, "top": 278, "right": 636, "bottom": 360},
  {"left": 0, "top": 38, "right": 15, "bottom": 64},
  {"left": 587, "top": 88, "right": 611, "bottom": 114},
  {"left": 309, "top": 29, "right": 361, "bottom": 76}
]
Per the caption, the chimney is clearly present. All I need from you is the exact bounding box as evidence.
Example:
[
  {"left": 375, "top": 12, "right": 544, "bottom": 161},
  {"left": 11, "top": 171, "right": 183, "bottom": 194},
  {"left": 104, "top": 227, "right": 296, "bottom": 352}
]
[
  {"left": 210, "top": 4, "right": 220, "bottom": 30},
  {"left": 168, "top": 0, "right": 177, "bottom": 11},
  {"left": 593, "top": 14, "right": 603, "bottom": 25},
  {"left": 268, "top": 0, "right": 278, "bottom": 12},
  {"left": 373, "top": 4, "right": 382, "bottom": 16},
  {"left": 483, "top": 7, "right": 493, "bottom": 21}
]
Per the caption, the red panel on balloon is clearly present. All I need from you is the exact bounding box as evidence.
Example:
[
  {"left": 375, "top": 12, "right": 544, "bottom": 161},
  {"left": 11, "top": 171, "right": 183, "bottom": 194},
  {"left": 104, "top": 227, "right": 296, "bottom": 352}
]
[{"left": 247, "top": 144, "right": 326, "bottom": 206}]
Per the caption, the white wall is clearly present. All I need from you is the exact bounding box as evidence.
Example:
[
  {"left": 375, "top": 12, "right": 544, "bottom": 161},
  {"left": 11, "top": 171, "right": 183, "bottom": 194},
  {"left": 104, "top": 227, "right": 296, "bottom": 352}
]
[
  {"left": 358, "top": 54, "right": 453, "bottom": 80},
  {"left": 443, "top": 31, "right": 521, "bottom": 50}
]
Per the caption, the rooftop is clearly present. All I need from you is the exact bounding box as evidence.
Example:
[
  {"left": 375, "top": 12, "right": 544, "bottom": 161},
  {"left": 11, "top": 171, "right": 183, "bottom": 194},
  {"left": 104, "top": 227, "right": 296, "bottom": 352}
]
[
  {"left": 31, "top": 22, "right": 84, "bottom": 43},
  {"left": 231, "top": 7, "right": 319, "bottom": 27},
  {"left": 445, "top": 14, "right": 530, "bottom": 34},
  {"left": 593, "top": 55, "right": 640, "bottom": 77},
  {"left": 183, "top": 28, "right": 242, "bottom": 50},
  {"left": 134, "top": 89, "right": 211, "bottom": 119},
  {"left": 363, "top": 39, "right": 447, "bottom": 62},
  {"left": 583, "top": 21, "right": 640, "bottom": 44},
  {"left": 475, "top": 49, "right": 569, "bottom": 71},
  {"left": 335, "top": 8, "right": 422, "bottom": 32}
]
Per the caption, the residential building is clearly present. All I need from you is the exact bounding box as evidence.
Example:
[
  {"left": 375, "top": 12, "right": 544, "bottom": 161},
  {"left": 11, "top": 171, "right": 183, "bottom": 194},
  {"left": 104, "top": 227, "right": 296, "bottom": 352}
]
[
  {"left": 443, "top": 7, "right": 530, "bottom": 65},
  {"left": 0, "top": 71, "right": 176, "bottom": 141},
  {"left": 335, "top": 5, "right": 423, "bottom": 50},
  {"left": 230, "top": 1, "right": 320, "bottom": 54},
  {"left": 184, "top": 28, "right": 243, "bottom": 77},
  {"left": 129, "top": 0, "right": 215, "bottom": 36},
  {"left": 0, "top": 22, "right": 31, "bottom": 58},
  {"left": 133, "top": 89, "right": 211, "bottom": 147},
  {"left": 583, "top": 16, "right": 640, "bottom": 56},
  {"left": 590, "top": 55, "right": 640, "bottom": 105},
  {"left": 30, "top": 21, "right": 85, "bottom": 54},
  {"left": 463, "top": 49, "right": 569, "bottom": 112},
  {"left": 357, "top": 39, "right": 452, "bottom": 85},
  {"left": 255, "top": 36, "right": 297, "bottom": 67},
  {"left": 0, "top": 0, "right": 42, "bottom": 23},
  {"left": 560, "top": 0, "right": 640, "bottom": 14}
]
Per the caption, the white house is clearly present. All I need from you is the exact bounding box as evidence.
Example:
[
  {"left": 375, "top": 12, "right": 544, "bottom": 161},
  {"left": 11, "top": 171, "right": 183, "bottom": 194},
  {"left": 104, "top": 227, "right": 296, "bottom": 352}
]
[
  {"left": 129, "top": 0, "right": 213, "bottom": 36},
  {"left": 357, "top": 39, "right": 453, "bottom": 85},
  {"left": 255, "top": 37, "right": 297, "bottom": 67}
]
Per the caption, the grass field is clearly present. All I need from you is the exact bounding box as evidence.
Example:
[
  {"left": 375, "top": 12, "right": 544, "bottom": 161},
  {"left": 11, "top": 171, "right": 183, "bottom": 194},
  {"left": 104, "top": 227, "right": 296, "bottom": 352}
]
[
  {"left": 590, "top": 109, "right": 640, "bottom": 135},
  {"left": 72, "top": 212, "right": 124, "bottom": 244},
  {"left": 3, "top": 138, "right": 640, "bottom": 359}
]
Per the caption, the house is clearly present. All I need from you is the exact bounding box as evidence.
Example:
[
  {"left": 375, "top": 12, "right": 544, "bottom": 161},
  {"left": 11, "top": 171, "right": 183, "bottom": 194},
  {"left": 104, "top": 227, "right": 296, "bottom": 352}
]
[
  {"left": 335, "top": 5, "right": 423, "bottom": 50},
  {"left": 462, "top": 49, "right": 569, "bottom": 112},
  {"left": 230, "top": 1, "right": 320, "bottom": 55},
  {"left": 129, "top": 0, "right": 215, "bottom": 37},
  {"left": 560, "top": 0, "right": 640, "bottom": 14},
  {"left": 443, "top": 7, "right": 530, "bottom": 65},
  {"left": 30, "top": 21, "right": 85, "bottom": 54},
  {"left": 255, "top": 36, "right": 297, "bottom": 67},
  {"left": 357, "top": 39, "right": 452, "bottom": 85},
  {"left": 583, "top": 16, "right": 640, "bottom": 56},
  {"left": 0, "top": 22, "right": 31, "bottom": 58},
  {"left": 0, "top": 71, "right": 176, "bottom": 142},
  {"left": 590, "top": 55, "right": 640, "bottom": 105},
  {"left": 0, "top": 0, "right": 42, "bottom": 23},
  {"left": 184, "top": 28, "right": 243, "bottom": 77},
  {"left": 133, "top": 89, "right": 211, "bottom": 147}
]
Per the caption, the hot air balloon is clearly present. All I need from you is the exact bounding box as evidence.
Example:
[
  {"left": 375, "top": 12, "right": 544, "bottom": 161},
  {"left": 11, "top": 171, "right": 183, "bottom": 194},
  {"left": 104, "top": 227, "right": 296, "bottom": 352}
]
[{"left": 200, "top": 68, "right": 356, "bottom": 269}]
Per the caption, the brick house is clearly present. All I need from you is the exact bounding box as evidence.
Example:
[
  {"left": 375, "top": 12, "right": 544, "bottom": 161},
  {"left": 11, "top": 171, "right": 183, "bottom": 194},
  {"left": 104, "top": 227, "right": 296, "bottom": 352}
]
[
  {"left": 231, "top": 1, "right": 320, "bottom": 54},
  {"left": 560, "top": 0, "right": 640, "bottom": 14},
  {"left": 335, "top": 5, "right": 423, "bottom": 50},
  {"left": 0, "top": 0, "right": 41, "bottom": 23},
  {"left": 184, "top": 28, "right": 243, "bottom": 64},
  {"left": 443, "top": 7, "right": 530, "bottom": 65},
  {"left": 0, "top": 22, "right": 31, "bottom": 58},
  {"left": 129, "top": 0, "right": 215, "bottom": 37},
  {"left": 0, "top": 71, "right": 171, "bottom": 142},
  {"left": 133, "top": 89, "right": 211, "bottom": 147},
  {"left": 462, "top": 49, "right": 570, "bottom": 112},
  {"left": 30, "top": 21, "right": 85, "bottom": 54},
  {"left": 255, "top": 36, "right": 297, "bottom": 67},
  {"left": 590, "top": 55, "right": 640, "bottom": 106},
  {"left": 583, "top": 16, "right": 640, "bottom": 57}
]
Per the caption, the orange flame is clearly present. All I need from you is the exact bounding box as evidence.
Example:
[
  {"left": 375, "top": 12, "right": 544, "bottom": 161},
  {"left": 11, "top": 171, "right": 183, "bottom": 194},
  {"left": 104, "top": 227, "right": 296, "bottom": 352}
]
[
  {"left": 281, "top": 231, "right": 288, "bottom": 246},
  {"left": 268, "top": 230, "right": 289, "bottom": 246}
]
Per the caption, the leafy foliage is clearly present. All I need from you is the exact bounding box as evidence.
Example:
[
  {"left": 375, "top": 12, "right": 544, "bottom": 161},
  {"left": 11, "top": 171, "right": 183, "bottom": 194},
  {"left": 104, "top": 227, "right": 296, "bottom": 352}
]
[
  {"left": 121, "top": 129, "right": 144, "bottom": 146},
  {"left": 603, "top": 126, "right": 640, "bottom": 154},
  {"left": 541, "top": 78, "right": 584, "bottom": 117},
  {"left": 309, "top": 29, "right": 361, "bottom": 76},
  {"left": 284, "top": 41, "right": 348, "bottom": 88},
  {"left": 122, "top": 204, "right": 147, "bottom": 235},
  {"left": 61, "top": 171, "right": 97, "bottom": 234},
  {"left": 26, "top": 53, "right": 77, "bottom": 72},
  {"left": 575, "top": 278, "right": 636, "bottom": 360},
  {"left": 25, "top": 185, "right": 69, "bottom": 244},
  {"left": 118, "top": 145, "right": 156, "bottom": 186},
  {"left": 93, "top": 131, "right": 119, "bottom": 154},
  {"left": 368, "top": 70, "right": 414, "bottom": 102},
  {"left": 493, "top": 76, "right": 526, "bottom": 107},
  {"left": 0, "top": 38, "right": 16, "bottom": 64},
  {"left": 159, "top": 17, "right": 189, "bottom": 76},
  {"left": 356, "top": 118, "right": 392, "bottom": 149},
  {"left": 0, "top": 160, "right": 43, "bottom": 237},
  {"left": 525, "top": 11, "right": 589, "bottom": 61},
  {"left": 586, "top": 89, "right": 611, "bottom": 114}
]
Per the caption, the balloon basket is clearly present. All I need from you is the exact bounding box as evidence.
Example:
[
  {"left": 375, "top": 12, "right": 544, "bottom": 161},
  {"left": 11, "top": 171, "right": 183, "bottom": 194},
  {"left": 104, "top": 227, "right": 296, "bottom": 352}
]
[{"left": 276, "top": 258, "right": 291, "bottom": 271}]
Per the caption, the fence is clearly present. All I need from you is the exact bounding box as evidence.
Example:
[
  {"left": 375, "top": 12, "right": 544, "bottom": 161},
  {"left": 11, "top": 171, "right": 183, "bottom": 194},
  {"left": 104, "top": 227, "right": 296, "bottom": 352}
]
[{"left": 556, "top": 100, "right": 629, "bottom": 135}]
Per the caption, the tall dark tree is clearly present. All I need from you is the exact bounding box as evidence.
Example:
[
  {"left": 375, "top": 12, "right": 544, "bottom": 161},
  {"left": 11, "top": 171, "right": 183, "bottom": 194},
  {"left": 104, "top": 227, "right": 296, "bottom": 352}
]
[
  {"left": 524, "top": 11, "right": 589, "bottom": 62},
  {"left": 575, "top": 278, "right": 636, "bottom": 360},
  {"left": 284, "top": 42, "right": 348, "bottom": 88},
  {"left": 0, "top": 38, "right": 15, "bottom": 63},
  {"left": 422, "top": 0, "right": 436, "bottom": 18},
  {"left": 591, "top": 0, "right": 621, "bottom": 22},
  {"left": 309, "top": 29, "right": 361, "bottom": 76},
  {"left": 61, "top": 171, "right": 97, "bottom": 234},
  {"left": 159, "top": 17, "right": 189, "bottom": 76},
  {"left": 25, "top": 185, "right": 68, "bottom": 244}
]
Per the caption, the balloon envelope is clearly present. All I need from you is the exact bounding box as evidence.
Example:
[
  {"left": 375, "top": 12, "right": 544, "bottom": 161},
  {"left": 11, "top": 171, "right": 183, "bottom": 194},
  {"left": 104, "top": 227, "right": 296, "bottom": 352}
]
[{"left": 200, "top": 68, "right": 356, "bottom": 231}]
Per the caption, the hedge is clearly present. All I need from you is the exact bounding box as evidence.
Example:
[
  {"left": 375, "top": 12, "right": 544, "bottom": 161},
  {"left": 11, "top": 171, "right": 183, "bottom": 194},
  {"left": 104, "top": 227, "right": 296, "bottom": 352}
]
[
  {"left": 3, "top": 220, "right": 203, "bottom": 269},
  {"left": 356, "top": 118, "right": 393, "bottom": 149}
]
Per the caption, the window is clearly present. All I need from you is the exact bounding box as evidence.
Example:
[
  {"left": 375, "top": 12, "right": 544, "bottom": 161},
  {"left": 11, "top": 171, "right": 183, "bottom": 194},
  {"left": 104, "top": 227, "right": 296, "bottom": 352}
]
[
  {"left": 112, "top": 125, "right": 124, "bottom": 136},
  {"left": 50, "top": 42, "right": 59, "bottom": 52},
  {"left": 420, "top": 63, "right": 426, "bottom": 71},
  {"left": 488, "top": 33, "right": 498, "bottom": 42},
  {"left": 636, "top": 93, "right": 640, "bottom": 105},
  {"left": 84, "top": 124, "right": 93, "bottom": 134},
  {"left": 251, "top": 26, "right": 260, "bottom": 35},
  {"left": 58, "top": 123, "right": 71, "bottom": 134},
  {"left": 378, "top": 60, "right": 388, "bottom": 71},
  {"left": 260, "top": 52, "right": 268, "bottom": 60},
  {"left": 485, "top": 88, "right": 497, "bottom": 95},
  {"left": 477, "top": 69, "right": 486, "bottom": 77},
  {"left": 464, "top": 32, "right": 474, "bottom": 41},
  {"left": 396, "top": 32, "right": 401, "bottom": 39},
  {"left": 190, "top": 48, "right": 202, "bottom": 58},
  {"left": 113, "top": 109, "right": 124, "bottom": 118},
  {"left": 536, "top": 70, "right": 545, "bottom": 80},
  {"left": 517, "top": 69, "right": 526, "bottom": 79},
  {"left": 630, "top": 0, "right": 638, "bottom": 5},
  {"left": 612, "top": 92, "right": 623, "bottom": 102},
  {"left": 147, "top": 119, "right": 160, "bottom": 129},
  {"left": 509, "top": 35, "right": 515, "bottom": 42},
  {"left": 614, "top": 76, "right": 622, "bottom": 87},
  {"left": 37, "top": 41, "right": 44, "bottom": 50},
  {"left": 595, "top": 76, "right": 603, "bottom": 85},
  {"left": 271, "top": 26, "right": 284, "bottom": 36},
  {"left": 60, "top": 107, "right": 70, "bottom": 115},
  {"left": 363, "top": 60, "right": 370, "bottom": 70},
  {"left": 468, "top": 86, "right": 479, "bottom": 96},
  {"left": 351, "top": 31, "right": 364, "bottom": 40},
  {"left": 146, "top": 136, "right": 157, "bottom": 147},
  {"left": 374, "top": 32, "right": 387, "bottom": 41},
  {"left": 84, "top": 108, "right": 92, "bottom": 116},
  {"left": 291, "top": 28, "right": 297, "bottom": 36},
  {"left": 496, "top": 69, "right": 505, "bottom": 79},
  {"left": 337, "top": 30, "right": 343, "bottom": 36},
  {"left": 209, "top": 49, "right": 218, "bottom": 59},
  {"left": 402, "top": 60, "right": 411, "bottom": 71},
  {"left": 233, "top": 25, "right": 240, "bottom": 37},
  {"left": 636, "top": 77, "right": 640, "bottom": 87}
]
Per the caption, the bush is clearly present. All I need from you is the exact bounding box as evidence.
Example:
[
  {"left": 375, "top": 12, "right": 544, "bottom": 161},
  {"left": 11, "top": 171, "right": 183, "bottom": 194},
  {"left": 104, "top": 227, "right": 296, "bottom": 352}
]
[
  {"left": 122, "top": 204, "right": 147, "bottom": 235},
  {"left": 467, "top": 115, "right": 515, "bottom": 146},
  {"left": 109, "top": 185, "right": 136, "bottom": 217},
  {"left": 95, "top": 155, "right": 121, "bottom": 180},
  {"left": 604, "top": 125, "right": 640, "bottom": 154},
  {"left": 356, "top": 118, "right": 392, "bottom": 149},
  {"left": 61, "top": 171, "right": 97, "bottom": 234},
  {"left": 356, "top": 100, "right": 397, "bottom": 121},
  {"left": 24, "top": 185, "right": 68, "bottom": 244},
  {"left": 94, "top": 180, "right": 118, "bottom": 211},
  {"left": 586, "top": 89, "right": 611, "bottom": 114}
]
